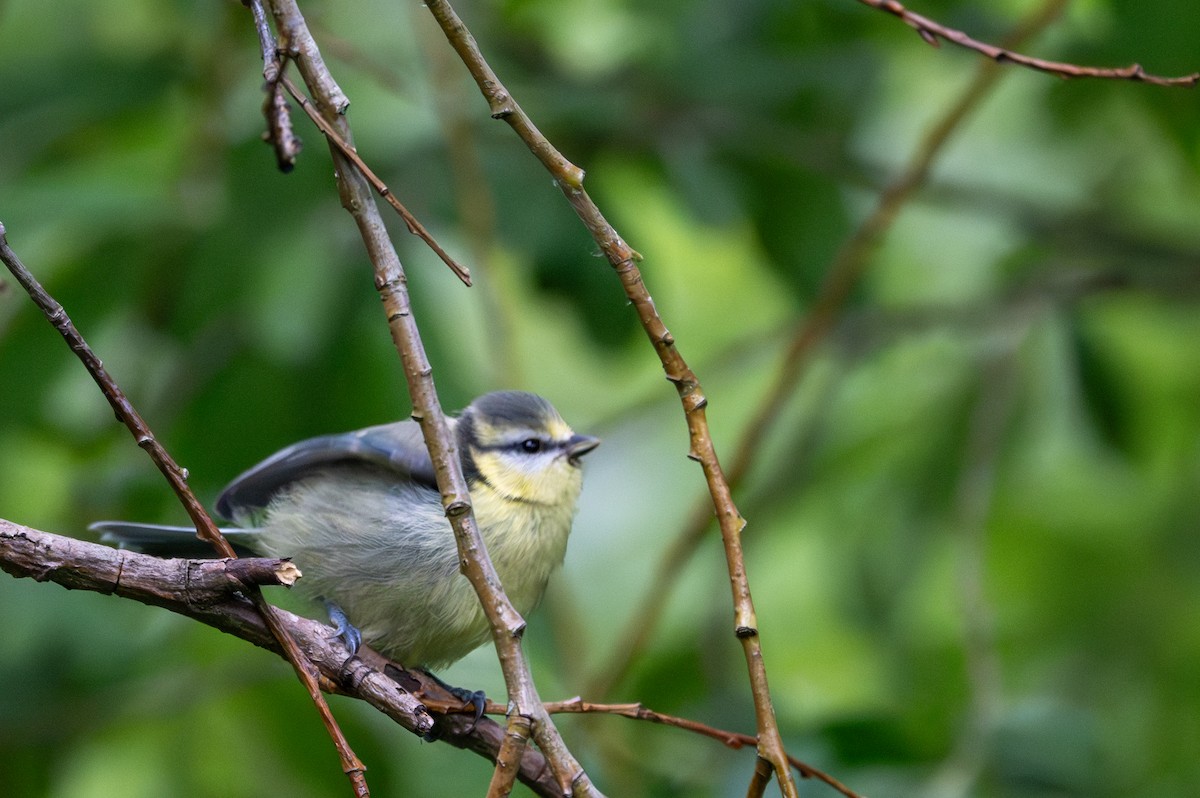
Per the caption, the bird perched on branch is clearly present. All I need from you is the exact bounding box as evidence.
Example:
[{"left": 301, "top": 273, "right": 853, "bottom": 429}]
[{"left": 94, "top": 391, "right": 599, "bottom": 672}]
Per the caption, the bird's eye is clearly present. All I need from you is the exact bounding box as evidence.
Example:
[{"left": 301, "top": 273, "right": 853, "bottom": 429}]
[{"left": 520, "top": 438, "right": 543, "bottom": 453}]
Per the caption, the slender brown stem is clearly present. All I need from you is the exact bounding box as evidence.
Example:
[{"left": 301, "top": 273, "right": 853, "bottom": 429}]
[
  {"left": 278, "top": 74, "right": 471, "bottom": 287},
  {"left": 0, "top": 222, "right": 370, "bottom": 797},
  {"left": 486, "top": 713, "right": 532, "bottom": 798},
  {"left": 261, "top": 2, "right": 601, "bottom": 794},
  {"left": 245, "top": 0, "right": 302, "bottom": 171},
  {"left": 747, "top": 756, "right": 773, "bottom": 798},
  {"left": 420, "top": 2, "right": 797, "bottom": 793},
  {"left": 859, "top": 0, "right": 1199, "bottom": 86},
  {"left": 541, "top": 699, "right": 864, "bottom": 798},
  {"left": 585, "top": 0, "right": 1073, "bottom": 702}
]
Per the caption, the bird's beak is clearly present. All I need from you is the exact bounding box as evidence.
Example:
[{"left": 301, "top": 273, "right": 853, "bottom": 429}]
[{"left": 565, "top": 434, "right": 600, "bottom": 465}]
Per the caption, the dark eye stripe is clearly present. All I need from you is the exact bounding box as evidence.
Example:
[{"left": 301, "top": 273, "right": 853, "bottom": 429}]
[{"left": 473, "top": 438, "right": 563, "bottom": 455}]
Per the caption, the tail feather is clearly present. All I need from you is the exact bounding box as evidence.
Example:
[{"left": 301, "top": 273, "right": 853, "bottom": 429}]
[{"left": 91, "top": 521, "right": 260, "bottom": 558}]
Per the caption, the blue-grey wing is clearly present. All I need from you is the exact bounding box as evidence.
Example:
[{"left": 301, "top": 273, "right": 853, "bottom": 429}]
[{"left": 215, "top": 419, "right": 439, "bottom": 519}]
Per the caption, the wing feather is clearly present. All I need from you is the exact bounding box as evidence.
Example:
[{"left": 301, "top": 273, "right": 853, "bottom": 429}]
[{"left": 215, "top": 419, "right": 439, "bottom": 519}]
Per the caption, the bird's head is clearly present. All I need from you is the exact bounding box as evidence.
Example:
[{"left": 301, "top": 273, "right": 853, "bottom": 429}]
[{"left": 458, "top": 391, "right": 599, "bottom": 507}]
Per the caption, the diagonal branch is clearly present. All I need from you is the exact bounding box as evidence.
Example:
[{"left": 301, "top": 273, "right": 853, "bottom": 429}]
[
  {"left": 419, "top": 2, "right": 798, "bottom": 794},
  {"left": 542, "top": 699, "right": 864, "bottom": 798},
  {"left": 0, "top": 224, "right": 234, "bottom": 560},
  {"left": 0, "top": 520, "right": 569, "bottom": 797},
  {"left": 585, "top": 0, "right": 1073, "bottom": 701},
  {"left": 258, "top": 2, "right": 601, "bottom": 794},
  {"left": 0, "top": 222, "right": 371, "bottom": 798},
  {"left": 280, "top": 73, "right": 473, "bottom": 287},
  {"left": 1, "top": 520, "right": 859, "bottom": 797},
  {"left": 245, "top": 0, "right": 471, "bottom": 287},
  {"left": 859, "top": 0, "right": 1200, "bottom": 87}
]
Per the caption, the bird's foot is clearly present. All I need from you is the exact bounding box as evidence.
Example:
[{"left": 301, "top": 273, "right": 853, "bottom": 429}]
[
  {"left": 420, "top": 669, "right": 487, "bottom": 741},
  {"left": 322, "top": 599, "right": 362, "bottom": 656}
]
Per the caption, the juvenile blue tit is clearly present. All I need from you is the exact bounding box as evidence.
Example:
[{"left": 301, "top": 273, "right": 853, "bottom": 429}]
[{"left": 94, "top": 391, "right": 599, "bottom": 670}]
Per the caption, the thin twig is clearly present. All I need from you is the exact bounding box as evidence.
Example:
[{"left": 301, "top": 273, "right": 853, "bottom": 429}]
[
  {"left": 0, "top": 225, "right": 234, "bottom": 559},
  {"left": 245, "top": 0, "right": 302, "bottom": 170},
  {"left": 585, "top": 0, "right": 1072, "bottom": 701},
  {"left": 0, "top": 222, "right": 371, "bottom": 798},
  {"left": 419, "top": 2, "right": 798, "bottom": 794},
  {"left": 260, "top": 2, "right": 601, "bottom": 794},
  {"left": 748, "top": 757, "right": 774, "bottom": 798},
  {"left": 272, "top": 68, "right": 472, "bottom": 286},
  {"left": 487, "top": 713, "right": 532, "bottom": 798},
  {"left": 541, "top": 699, "right": 865, "bottom": 798},
  {"left": 246, "top": 6, "right": 470, "bottom": 292},
  {"left": 859, "top": 0, "right": 1200, "bottom": 86}
]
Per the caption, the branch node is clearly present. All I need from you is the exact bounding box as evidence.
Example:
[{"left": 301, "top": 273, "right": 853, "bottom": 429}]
[{"left": 226, "top": 557, "right": 303, "bottom": 588}]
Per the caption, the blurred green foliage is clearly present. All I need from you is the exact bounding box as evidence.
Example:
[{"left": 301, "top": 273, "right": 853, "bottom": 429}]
[{"left": 3, "top": 0, "right": 1200, "bottom": 796}]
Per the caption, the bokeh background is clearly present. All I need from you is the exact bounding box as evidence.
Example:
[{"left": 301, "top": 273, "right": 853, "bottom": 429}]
[{"left": 3, "top": 0, "right": 1200, "bottom": 795}]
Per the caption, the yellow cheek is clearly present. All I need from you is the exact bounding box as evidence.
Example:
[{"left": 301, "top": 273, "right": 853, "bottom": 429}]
[{"left": 472, "top": 450, "right": 581, "bottom": 506}]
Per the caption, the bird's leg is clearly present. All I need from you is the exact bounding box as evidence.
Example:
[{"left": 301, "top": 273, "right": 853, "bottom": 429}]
[{"left": 322, "top": 599, "right": 363, "bottom": 656}]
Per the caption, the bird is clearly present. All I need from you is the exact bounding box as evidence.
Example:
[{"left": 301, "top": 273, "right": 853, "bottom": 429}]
[{"left": 93, "top": 391, "right": 599, "bottom": 672}]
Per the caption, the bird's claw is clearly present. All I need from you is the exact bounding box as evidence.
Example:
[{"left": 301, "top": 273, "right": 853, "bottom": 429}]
[
  {"left": 323, "top": 600, "right": 362, "bottom": 656},
  {"left": 448, "top": 686, "right": 487, "bottom": 729},
  {"left": 419, "top": 670, "right": 488, "bottom": 741}
]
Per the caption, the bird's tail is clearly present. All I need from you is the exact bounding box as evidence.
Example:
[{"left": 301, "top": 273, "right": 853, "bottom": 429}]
[{"left": 90, "top": 521, "right": 260, "bottom": 558}]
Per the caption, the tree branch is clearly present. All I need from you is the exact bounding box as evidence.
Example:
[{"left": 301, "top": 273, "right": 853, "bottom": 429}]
[
  {"left": 279, "top": 73, "right": 472, "bottom": 287},
  {"left": 259, "top": 2, "right": 600, "bottom": 793},
  {"left": 585, "top": 0, "right": 1072, "bottom": 701},
  {"left": 420, "top": 2, "right": 797, "bottom": 794},
  {"left": 0, "top": 519, "right": 571, "bottom": 797},
  {"left": 543, "top": 699, "right": 864, "bottom": 798},
  {"left": 859, "top": 0, "right": 1200, "bottom": 86},
  {"left": 0, "top": 520, "right": 428, "bottom": 727},
  {"left": 245, "top": 0, "right": 302, "bottom": 171},
  {"left": 0, "top": 221, "right": 372, "bottom": 798}
]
